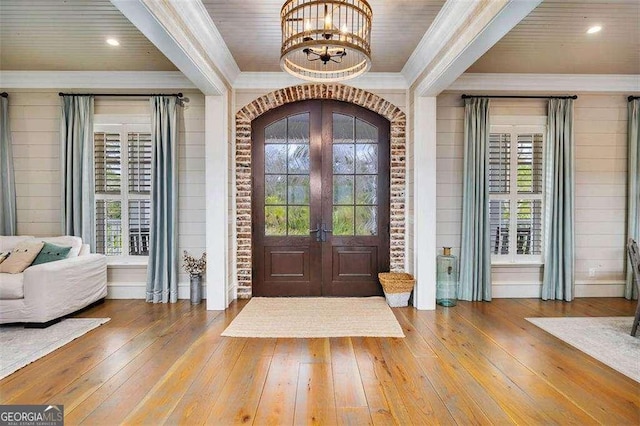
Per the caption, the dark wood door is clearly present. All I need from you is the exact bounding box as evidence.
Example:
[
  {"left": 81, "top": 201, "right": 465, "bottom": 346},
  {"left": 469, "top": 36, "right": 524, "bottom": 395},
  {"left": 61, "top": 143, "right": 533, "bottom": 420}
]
[{"left": 252, "top": 100, "right": 389, "bottom": 297}]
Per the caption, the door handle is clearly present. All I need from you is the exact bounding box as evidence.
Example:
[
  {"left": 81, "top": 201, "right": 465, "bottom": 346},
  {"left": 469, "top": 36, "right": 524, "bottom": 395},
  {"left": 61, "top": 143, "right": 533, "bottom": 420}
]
[
  {"left": 321, "top": 225, "right": 332, "bottom": 242},
  {"left": 309, "top": 223, "right": 322, "bottom": 242}
]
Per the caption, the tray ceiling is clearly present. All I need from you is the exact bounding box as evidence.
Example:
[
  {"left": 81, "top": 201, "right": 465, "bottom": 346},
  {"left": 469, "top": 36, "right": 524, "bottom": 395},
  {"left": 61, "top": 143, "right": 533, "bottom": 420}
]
[
  {"left": 467, "top": 0, "right": 640, "bottom": 74},
  {"left": 201, "top": 0, "right": 446, "bottom": 73},
  {"left": 0, "top": 0, "right": 177, "bottom": 71}
]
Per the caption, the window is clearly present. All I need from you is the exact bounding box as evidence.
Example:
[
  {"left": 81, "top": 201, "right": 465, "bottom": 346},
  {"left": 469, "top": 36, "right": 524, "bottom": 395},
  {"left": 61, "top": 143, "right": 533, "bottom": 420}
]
[
  {"left": 489, "top": 123, "right": 545, "bottom": 263},
  {"left": 94, "top": 123, "right": 151, "bottom": 257}
]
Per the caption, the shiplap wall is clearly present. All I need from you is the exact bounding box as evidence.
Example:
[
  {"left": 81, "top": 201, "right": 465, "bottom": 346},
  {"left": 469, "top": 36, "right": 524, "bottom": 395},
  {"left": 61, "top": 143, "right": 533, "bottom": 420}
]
[
  {"left": 436, "top": 92, "right": 629, "bottom": 297},
  {"left": 6, "top": 90, "right": 206, "bottom": 299}
]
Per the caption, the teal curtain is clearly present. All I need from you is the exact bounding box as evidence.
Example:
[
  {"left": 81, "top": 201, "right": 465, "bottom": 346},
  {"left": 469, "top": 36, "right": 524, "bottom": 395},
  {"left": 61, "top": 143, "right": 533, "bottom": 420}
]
[
  {"left": 146, "top": 96, "right": 178, "bottom": 303},
  {"left": 61, "top": 95, "right": 95, "bottom": 249},
  {"left": 459, "top": 98, "right": 491, "bottom": 301},
  {"left": 0, "top": 97, "right": 17, "bottom": 235},
  {"left": 542, "top": 99, "right": 575, "bottom": 301},
  {"left": 626, "top": 99, "right": 639, "bottom": 300}
]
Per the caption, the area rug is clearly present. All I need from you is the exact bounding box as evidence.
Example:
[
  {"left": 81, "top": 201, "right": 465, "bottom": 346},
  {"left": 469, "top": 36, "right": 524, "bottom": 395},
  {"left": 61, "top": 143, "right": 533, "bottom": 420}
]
[
  {"left": 526, "top": 316, "right": 639, "bottom": 382},
  {"left": 222, "top": 297, "right": 404, "bottom": 338},
  {"left": 0, "top": 318, "right": 110, "bottom": 380}
]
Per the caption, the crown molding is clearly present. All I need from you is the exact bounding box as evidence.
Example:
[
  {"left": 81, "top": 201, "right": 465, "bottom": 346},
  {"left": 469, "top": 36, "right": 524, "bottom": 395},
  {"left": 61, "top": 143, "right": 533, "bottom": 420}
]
[
  {"left": 401, "top": 0, "right": 476, "bottom": 86},
  {"left": 233, "top": 72, "right": 408, "bottom": 91},
  {"left": 0, "top": 71, "right": 196, "bottom": 89},
  {"left": 449, "top": 73, "right": 640, "bottom": 93},
  {"left": 111, "top": 0, "right": 231, "bottom": 95},
  {"left": 413, "top": 0, "right": 541, "bottom": 97}
]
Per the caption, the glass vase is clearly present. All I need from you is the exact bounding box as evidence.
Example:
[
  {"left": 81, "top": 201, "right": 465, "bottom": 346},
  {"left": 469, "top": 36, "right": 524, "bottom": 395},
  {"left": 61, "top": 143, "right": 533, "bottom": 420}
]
[{"left": 436, "top": 247, "right": 458, "bottom": 307}]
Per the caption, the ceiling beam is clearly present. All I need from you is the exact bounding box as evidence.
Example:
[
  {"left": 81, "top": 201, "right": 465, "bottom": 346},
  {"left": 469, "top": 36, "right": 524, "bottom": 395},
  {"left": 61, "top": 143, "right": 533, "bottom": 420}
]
[
  {"left": 233, "top": 72, "right": 408, "bottom": 91},
  {"left": 0, "top": 71, "right": 195, "bottom": 90},
  {"left": 406, "top": 0, "right": 542, "bottom": 97},
  {"left": 110, "top": 0, "right": 240, "bottom": 95}
]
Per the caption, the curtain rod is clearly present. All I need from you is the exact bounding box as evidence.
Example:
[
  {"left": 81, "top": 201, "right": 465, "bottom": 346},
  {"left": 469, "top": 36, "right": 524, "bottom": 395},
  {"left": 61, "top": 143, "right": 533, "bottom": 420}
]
[
  {"left": 461, "top": 94, "right": 578, "bottom": 100},
  {"left": 58, "top": 92, "right": 183, "bottom": 98},
  {"left": 1, "top": 92, "right": 7, "bottom": 98},
  {"left": 629, "top": 96, "right": 640, "bottom": 102}
]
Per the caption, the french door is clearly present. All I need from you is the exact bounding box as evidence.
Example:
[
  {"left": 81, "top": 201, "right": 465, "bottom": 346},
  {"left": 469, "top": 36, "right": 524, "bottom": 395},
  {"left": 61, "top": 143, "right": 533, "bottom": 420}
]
[{"left": 252, "top": 100, "right": 390, "bottom": 297}]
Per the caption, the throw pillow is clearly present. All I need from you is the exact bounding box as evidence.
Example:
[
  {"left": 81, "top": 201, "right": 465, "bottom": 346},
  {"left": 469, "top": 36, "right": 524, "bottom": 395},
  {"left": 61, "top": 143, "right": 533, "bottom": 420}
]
[
  {"left": 0, "top": 241, "right": 45, "bottom": 274},
  {"left": 31, "top": 242, "right": 72, "bottom": 266},
  {"left": 0, "top": 251, "right": 11, "bottom": 265}
]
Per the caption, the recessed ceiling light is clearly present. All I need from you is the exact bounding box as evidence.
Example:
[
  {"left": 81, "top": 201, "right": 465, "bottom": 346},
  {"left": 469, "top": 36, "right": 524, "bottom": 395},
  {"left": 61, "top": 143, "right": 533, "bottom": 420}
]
[
  {"left": 587, "top": 25, "right": 602, "bottom": 34},
  {"left": 106, "top": 38, "right": 120, "bottom": 46}
]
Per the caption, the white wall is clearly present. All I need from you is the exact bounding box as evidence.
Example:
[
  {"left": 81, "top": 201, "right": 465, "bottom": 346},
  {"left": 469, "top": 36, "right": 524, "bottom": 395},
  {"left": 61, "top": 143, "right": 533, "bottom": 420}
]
[
  {"left": 435, "top": 92, "right": 630, "bottom": 297},
  {"left": 5, "top": 89, "right": 207, "bottom": 299}
]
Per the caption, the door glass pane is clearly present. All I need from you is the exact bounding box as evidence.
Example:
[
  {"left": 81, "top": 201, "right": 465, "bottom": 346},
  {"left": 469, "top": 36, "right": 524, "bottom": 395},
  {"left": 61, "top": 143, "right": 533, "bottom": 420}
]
[
  {"left": 265, "top": 119, "right": 286, "bottom": 144},
  {"left": 356, "top": 206, "right": 377, "bottom": 236},
  {"left": 333, "top": 175, "right": 354, "bottom": 204},
  {"left": 288, "top": 175, "right": 310, "bottom": 205},
  {"left": 265, "top": 175, "right": 286, "bottom": 204},
  {"left": 333, "top": 144, "right": 355, "bottom": 174},
  {"left": 333, "top": 113, "right": 354, "bottom": 143},
  {"left": 288, "top": 144, "right": 309, "bottom": 174},
  {"left": 356, "top": 118, "right": 377, "bottom": 143},
  {"left": 333, "top": 206, "right": 354, "bottom": 235},
  {"left": 356, "top": 175, "right": 377, "bottom": 204},
  {"left": 265, "top": 145, "right": 287, "bottom": 174},
  {"left": 288, "top": 206, "right": 310, "bottom": 235},
  {"left": 356, "top": 144, "right": 378, "bottom": 173},
  {"left": 265, "top": 206, "right": 286, "bottom": 236},
  {"left": 288, "top": 113, "right": 309, "bottom": 144}
]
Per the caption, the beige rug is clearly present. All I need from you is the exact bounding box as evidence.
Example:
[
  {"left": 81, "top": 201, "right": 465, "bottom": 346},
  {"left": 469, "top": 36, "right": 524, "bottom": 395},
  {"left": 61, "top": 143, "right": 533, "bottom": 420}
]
[
  {"left": 526, "top": 316, "right": 640, "bottom": 382},
  {"left": 0, "top": 318, "right": 110, "bottom": 380},
  {"left": 222, "top": 297, "right": 405, "bottom": 338}
]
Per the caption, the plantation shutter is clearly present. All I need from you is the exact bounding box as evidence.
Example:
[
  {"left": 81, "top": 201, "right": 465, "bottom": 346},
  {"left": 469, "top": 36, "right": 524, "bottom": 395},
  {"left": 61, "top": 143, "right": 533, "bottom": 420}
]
[
  {"left": 94, "top": 132, "right": 121, "bottom": 193},
  {"left": 517, "top": 133, "right": 543, "bottom": 255},
  {"left": 128, "top": 132, "right": 152, "bottom": 194},
  {"left": 489, "top": 133, "right": 511, "bottom": 255}
]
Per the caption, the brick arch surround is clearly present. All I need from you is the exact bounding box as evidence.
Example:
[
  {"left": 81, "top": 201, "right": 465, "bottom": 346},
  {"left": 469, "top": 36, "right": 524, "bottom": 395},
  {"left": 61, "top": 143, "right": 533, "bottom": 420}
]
[{"left": 235, "top": 84, "right": 406, "bottom": 298}]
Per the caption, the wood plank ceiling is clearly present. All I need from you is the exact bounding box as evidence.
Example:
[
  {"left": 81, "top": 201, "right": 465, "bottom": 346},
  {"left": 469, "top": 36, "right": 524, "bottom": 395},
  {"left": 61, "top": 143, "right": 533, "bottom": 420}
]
[
  {"left": 200, "top": 0, "right": 447, "bottom": 72},
  {"left": 0, "top": 0, "right": 177, "bottom": 71},
  {"left": 468, "top": 0, "right": 640, "bottom": 74}
]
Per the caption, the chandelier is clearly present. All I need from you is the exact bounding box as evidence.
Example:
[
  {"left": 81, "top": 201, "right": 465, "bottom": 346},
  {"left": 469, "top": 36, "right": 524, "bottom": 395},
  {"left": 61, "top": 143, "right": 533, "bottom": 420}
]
[{"left": 280, "top": 0, "right": 372, "bottom": 82}]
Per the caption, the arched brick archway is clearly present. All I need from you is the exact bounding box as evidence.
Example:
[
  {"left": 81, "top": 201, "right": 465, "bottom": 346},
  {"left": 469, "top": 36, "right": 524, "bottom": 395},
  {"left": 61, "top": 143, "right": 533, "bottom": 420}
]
[{"left": 235, "top": 84, "right": 406, "bottom": 298}]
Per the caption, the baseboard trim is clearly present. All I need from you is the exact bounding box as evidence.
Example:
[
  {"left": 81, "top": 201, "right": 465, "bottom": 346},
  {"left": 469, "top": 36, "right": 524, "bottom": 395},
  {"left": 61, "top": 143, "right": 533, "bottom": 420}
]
[{"left": 106, "top": 282, "right": 207, "bottom": 300}]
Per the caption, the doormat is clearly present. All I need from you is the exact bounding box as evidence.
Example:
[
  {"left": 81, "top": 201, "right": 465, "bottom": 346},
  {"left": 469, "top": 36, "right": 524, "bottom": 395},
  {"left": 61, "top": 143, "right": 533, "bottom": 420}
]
[
  {"left": 526, "top": 316, "right": 640, "bottom": 383},
  {"left": 0, "top": 318, "right": 110, "bottom": 380},
  {"left": 221, "top": 297, "right": 404, "bottom": 338}
]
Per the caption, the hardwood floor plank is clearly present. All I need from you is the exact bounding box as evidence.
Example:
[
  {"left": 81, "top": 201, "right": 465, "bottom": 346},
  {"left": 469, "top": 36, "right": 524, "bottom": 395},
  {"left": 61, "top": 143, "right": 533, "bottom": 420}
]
[
  {"left": 351, "top": 337, "right": 414, "bottom": 426},
  {"left": 253, "top": 339, "right": 302, "bottom": 426},
  {"left": 330, "top": 337, "right": 368, "bottom": 408},
  {"left": 337, "top": 406, "right": 373, "bottom": 425},
  {"left": 204, "top": 338, "right": 276, "bottom": 425},
  {"left": 376, "top": 337, "right": 456, "bottom": 424},
  {"left": 68, "top": 306, "right": 218, "bottom": 424},
  {"left": 2, "top": 298, "right": 637, "bottom": 425},
  {"left": 294, "top": 362, "right": 337, "bottom": 425}
]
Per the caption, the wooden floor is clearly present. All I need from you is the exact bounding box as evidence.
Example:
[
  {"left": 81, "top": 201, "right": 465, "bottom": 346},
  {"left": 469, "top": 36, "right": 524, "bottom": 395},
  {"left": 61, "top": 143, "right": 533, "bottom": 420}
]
[{"left": 1, "top": 298, "right": 638, "bottom": 425}]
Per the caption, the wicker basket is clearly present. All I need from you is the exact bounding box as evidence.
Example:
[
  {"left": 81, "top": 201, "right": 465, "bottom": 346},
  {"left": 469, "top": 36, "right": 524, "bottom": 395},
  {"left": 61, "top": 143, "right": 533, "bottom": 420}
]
[{"left": 378, "top": 272, "right": 415, "bottom": 294}]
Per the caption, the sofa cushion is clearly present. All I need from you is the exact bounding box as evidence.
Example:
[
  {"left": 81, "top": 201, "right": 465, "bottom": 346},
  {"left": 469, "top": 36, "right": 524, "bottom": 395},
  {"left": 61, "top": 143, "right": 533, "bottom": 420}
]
[
  {"left": 0, "top": 236, "right": 34, "bottom": 252},
  {"left": 0, "top": 241, "right": 44, "bottom": 274},
  {"left": 0, "top": 273, "right": 24, "bottom": 299},
  {"left": 35, "top": 236, "right": 83, "bottom": 258},
  {"left": 31, "top": 242, "right": 72, "bottom": 266}
]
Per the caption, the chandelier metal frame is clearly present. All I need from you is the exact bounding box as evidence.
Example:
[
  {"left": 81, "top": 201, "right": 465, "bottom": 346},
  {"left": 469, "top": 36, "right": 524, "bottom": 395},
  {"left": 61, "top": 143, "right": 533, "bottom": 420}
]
[{"left": 280, "top": 0, "right": 372, "bottom": 82}]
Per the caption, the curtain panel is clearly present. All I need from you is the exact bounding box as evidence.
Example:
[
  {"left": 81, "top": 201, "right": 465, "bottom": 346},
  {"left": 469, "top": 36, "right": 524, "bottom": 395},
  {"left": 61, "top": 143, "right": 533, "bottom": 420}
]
[
  {"left": 542, "top": 98, "right": 575, "bottom": 301},
  {"left": 0, "top": 96, "right": 17, "bottom": 236},
  {"left": 627, "top": 98, "right": 639, "bottom": 300},
  {"left": 61, "top": 95, "right": 95, "bottom": 249},
  {"left": 146, "top": 96, "right": 179, "bottom": 303},
  {"left": 459, "top": 97, "right": 492, "bottom": 301}
]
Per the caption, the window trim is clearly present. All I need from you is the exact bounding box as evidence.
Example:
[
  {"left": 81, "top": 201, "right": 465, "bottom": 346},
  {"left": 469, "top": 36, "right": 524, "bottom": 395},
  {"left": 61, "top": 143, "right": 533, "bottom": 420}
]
[
  {"left": 94, "top": 118, "right": 151, "bottom": 259},
  {"left": 489, "top": 121, "right": 546, "bottom": 265}
]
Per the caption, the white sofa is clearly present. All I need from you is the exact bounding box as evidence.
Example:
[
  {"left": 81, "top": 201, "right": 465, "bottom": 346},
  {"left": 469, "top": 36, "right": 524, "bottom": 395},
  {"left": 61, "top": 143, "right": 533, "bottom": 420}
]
[{"left": 0, "top": 235, "right": 107, "bottom": 326}]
